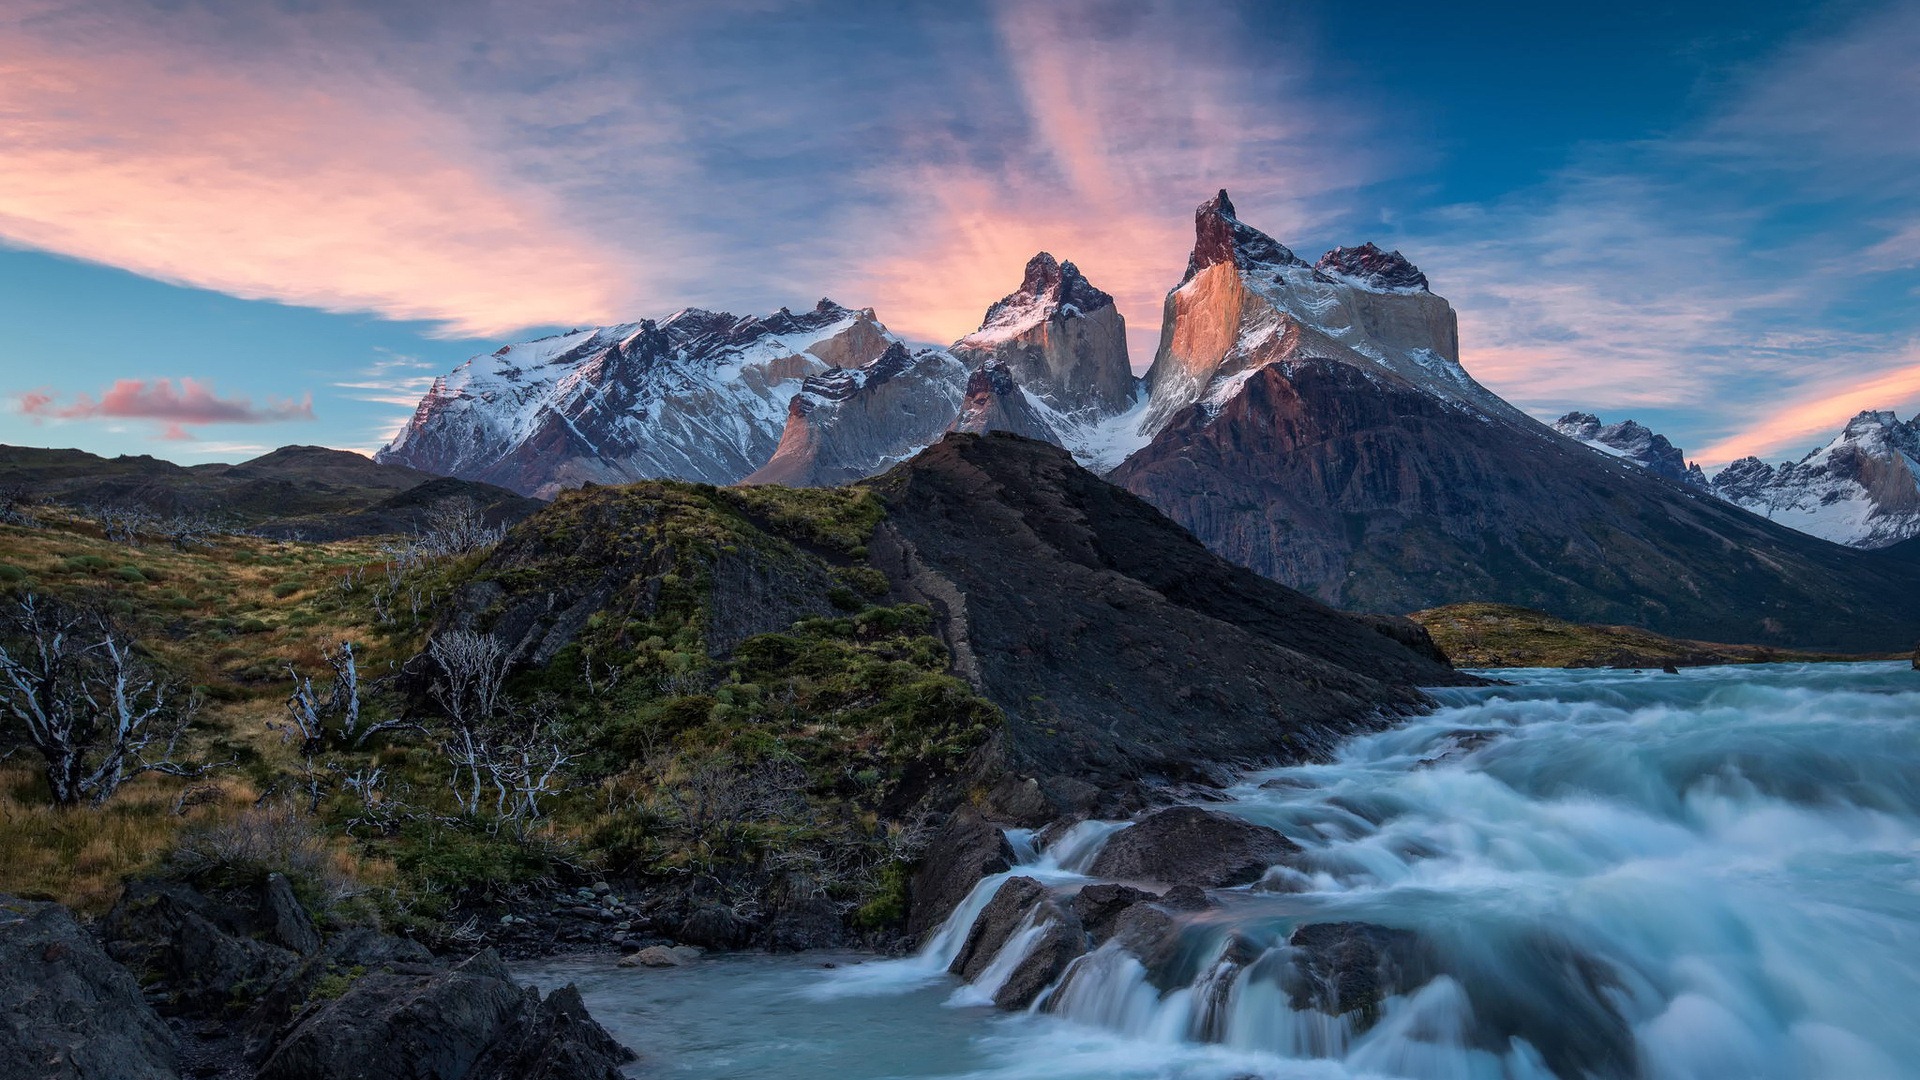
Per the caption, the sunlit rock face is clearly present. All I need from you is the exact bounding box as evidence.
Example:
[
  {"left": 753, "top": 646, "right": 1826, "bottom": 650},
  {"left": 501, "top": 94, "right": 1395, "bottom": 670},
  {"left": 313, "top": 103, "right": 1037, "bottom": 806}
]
[
  {"left": 377, "top": 300, "right": 895, "bottom": 497},
  {"left": 1138, "top": 190, "right": 1491, "bottom": 438}
]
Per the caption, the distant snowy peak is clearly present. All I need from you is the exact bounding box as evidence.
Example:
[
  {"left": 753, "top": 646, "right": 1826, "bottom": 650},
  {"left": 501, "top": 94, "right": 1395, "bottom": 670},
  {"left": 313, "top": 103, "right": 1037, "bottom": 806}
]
[
  {"left": 1552, "top": 412, "right": 1708, "bottom": 489},
  {"left": 377, "top": 298, "right": 897, "bottom": 497},
  {"left": 950, "top": 250, "right": 1138, "bottom": 421},
  {"left": 1314, "top": 243, "right": 1430, "bottom": 294},
  {"left": 1709, "top": 409, "right": 1920, "bottom": 549}
]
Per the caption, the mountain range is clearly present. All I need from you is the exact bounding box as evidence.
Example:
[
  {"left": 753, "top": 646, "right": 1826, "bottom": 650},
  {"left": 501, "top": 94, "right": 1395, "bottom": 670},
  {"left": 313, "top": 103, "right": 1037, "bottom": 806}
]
[{"left": 374, "top": 191, "right": 1920, "bottom": 650}]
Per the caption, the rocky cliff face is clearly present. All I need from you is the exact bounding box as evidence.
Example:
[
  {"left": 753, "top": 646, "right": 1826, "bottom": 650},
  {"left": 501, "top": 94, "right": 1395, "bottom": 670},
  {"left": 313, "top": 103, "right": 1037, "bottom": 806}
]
[
  {"left": 1553, "top": 412, "right": 1709, "bottom": 489},
  {"left": 742, "top": 343, "right": 968, "bottom": 488},
  {"left": 949, "top": 361, "right": 1060, "bottom": 444},
  {"left": 950, "top": 252, "right": 1137, "bottom": 418},
  {"left": 1708, "top": 410, "right": 1920, "bottom": 549},
  {"left": 377, "top": 300, "right": 896, "bottom": 497},
  {"left": 1137, "top": 190, "right": 1497, "bottom": 437},
  {"left": 1111, "top": 192, "right": 1920, "bottom": 650}
]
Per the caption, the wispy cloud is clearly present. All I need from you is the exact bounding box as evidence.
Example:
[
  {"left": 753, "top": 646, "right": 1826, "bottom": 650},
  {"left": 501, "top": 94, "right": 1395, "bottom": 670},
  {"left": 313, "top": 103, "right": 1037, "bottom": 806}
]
[
  {"left": 18, "top": 378, "right": 314, "bottom": 437},
  {"left": 1694, "top": 344, "right": 1920, "bottom": 465},
  {"left": 845, "top": 0, "right": 1378, "bottom": 361},
  {"left": 1409, "top": 2, "right": 1920, "bottom": 462},
  {"left": 0, "top": 5, "right": 631, "bottom": 338}
]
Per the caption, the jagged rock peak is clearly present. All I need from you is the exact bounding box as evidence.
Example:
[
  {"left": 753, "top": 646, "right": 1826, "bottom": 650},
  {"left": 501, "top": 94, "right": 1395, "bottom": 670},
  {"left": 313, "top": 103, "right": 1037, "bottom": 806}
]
[
  {"left": 1184, "top": 188, "right": 1305, "bottom": 283},
  {"left": 1316, "top": 243, "right": 1430, "bottom": 293},
  {"left": 1014, "top": 252, "right": 1114, "bottom": 311}
]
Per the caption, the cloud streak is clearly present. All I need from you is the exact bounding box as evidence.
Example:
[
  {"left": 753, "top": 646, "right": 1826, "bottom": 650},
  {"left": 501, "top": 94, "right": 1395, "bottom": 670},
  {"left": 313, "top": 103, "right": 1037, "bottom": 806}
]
[
  {"left": 20, "top": 378, "right": 314, "bottom": 429},
  {"left": 0, "top": 6, "right": 631, "bottom": 338}
]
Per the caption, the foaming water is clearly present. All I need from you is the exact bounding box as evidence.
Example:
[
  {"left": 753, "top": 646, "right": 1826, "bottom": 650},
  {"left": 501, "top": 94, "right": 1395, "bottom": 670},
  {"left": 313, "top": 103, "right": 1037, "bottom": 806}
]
[{"left": 521, "top": 663, "right": 1920, "bottom": 1079}]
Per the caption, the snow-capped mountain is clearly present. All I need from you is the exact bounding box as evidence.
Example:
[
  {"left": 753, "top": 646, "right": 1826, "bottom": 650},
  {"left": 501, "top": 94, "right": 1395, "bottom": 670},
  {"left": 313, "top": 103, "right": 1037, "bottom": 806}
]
[
  {"left": 1708, "top": 411, "right": 1920, "bottom": 549},
  {"left": 377, "top": 301, "right": 895, "bottom": 497},
  {"left": 1137, "top": 191, "right": 1520, "bottom": 438},
  {"left": 1108, "top": 190, "right": 1920, "bottom": 648},
  {"left": 1552, "top": 412, "right": 1709, "bottom": 489},
  {"left": 747, "top": 252, "right": 1140, "bottom": 485}
]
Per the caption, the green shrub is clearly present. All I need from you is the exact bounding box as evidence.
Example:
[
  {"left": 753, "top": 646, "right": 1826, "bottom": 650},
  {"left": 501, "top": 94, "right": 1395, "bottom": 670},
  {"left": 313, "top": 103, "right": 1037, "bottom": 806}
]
[
  {"left": 271, "top": 580, "right": 302, "bottom": 598},
  {"left": 0, "top": 564, "right": 26, "bottom": 583},
  {"left": 114, "top": 565, "right": 147, "bottom": 583}
]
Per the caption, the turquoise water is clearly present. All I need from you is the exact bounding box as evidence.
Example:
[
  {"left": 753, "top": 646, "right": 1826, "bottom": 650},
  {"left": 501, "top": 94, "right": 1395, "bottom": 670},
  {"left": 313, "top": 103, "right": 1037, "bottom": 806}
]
[{"left": 523, "top": 662, "right": 1920, "bottom": 1079}]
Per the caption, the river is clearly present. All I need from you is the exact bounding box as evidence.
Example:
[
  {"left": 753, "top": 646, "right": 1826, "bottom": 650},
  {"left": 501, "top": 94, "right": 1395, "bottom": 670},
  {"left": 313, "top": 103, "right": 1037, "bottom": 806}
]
[{"left": 522, "top": 662, "right": 1920, "bottom": 1079}]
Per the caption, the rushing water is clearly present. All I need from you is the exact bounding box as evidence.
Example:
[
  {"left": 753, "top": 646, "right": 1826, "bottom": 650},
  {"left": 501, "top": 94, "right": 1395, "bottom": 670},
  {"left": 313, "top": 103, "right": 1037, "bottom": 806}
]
[{"left": 522, "top": 663, "right": 1920, "bottom": 1079}]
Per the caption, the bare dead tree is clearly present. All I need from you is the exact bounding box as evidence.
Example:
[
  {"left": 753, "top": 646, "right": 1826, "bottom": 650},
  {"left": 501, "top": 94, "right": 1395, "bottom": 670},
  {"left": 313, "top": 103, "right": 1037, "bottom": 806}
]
[
  {"left": 417, "top": 499, "right": 504, "bottom": 557},
  {"left": 424, "top": 630, "right": 579, "bottom": 824},
  {"left": 0, "top": 484, "right": 36, "bottom": 528},
  {"left": 90, "top": 504, "right": 156, "bottom": 546},
  {"left": 158, "top": 513, "right": 219, "bottom": 551},
  {"left": 0, "top": 594, "right": 205, "bottom": 806},
  {"left": 275, "top": 641, "right": 417, "bottom": 811}
]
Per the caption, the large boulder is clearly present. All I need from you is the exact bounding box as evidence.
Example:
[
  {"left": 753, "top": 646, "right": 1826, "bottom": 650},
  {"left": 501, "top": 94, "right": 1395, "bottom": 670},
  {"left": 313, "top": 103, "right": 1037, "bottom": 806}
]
[
  {"left": 949, "top": 877, "right": 1049, "bottom": 981},
  {"left": 906, "top": 808, "right": 1015, "bottom": 942},
  {"left": 1087, "top": 806, "right": 1299, "bottom": 888},
  {"left": 990, "top": 918, "right": 1084, "bottom": 1010},
  {"left": 99, "top": 879, "right": 302, "bottom": 1013},
  {"left": 1068, "top": 883, "right": 1156, "bottom": 945},
  {"left": 257, "top": 949, "right": 632, "bottom": 1080},
  {"left": 0, "top": 895, "right": 179, "bottom": 1080}
]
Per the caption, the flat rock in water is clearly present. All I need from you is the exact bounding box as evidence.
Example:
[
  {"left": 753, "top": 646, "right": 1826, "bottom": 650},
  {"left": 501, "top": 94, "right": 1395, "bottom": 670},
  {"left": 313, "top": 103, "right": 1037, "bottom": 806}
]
[{"left": 1087, "top": 806, "right": 1300, "bottom": 888}]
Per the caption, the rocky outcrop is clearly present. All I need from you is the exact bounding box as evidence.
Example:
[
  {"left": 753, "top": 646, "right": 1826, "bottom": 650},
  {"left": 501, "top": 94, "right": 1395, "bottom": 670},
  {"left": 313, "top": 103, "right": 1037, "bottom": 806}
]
[
  {"left": 379, "top": 300, "right": 899, "bottom": 497},
  {"left": 1709, "top": 410, "right": 1920, "bottom": 549},
  {"left": 1552, "top": 412, "right": 1708, "bottom": 489},
  {"left": 1086, "top": 807, "right": 1299, "bottom": 888},
  {"left": 951, "top": 252, "right": 1136, "bottom": 417},
  {"left": 743, "top": 343, "right": 968, "bottom": 488},
  {"left": 948, "top": 361, "right": 1060, "bottom": 444},
  {"left": 871, "top": 433, "right": 1472, "bottom": 788},
  {"left": 949, "top": 877, "right": 1052, "bottom": 980},
  {"left": 0, "top": 895, "right": 179, "bottom": 1080},
  {"left": 101, "top": 878, "right": 306, "bottom": 1013},
  {"left": 1283, "top": 922, "right": 1434, "bottom": 1024},
  {"left": 258, "top": 950, "right": 631, "bottom": 1080},
  {"left": 906, "top": 808, "right": 1015, "bottom": 942},
  {"left": 1112, "top": 193, "right": 1920, "bottom": 651},
  {"left": 948, "top": 877, "right": 1086, "bottom": 1011},
  {"left": 1314, "top": 243, "right": 1430, "bottom": 292}
]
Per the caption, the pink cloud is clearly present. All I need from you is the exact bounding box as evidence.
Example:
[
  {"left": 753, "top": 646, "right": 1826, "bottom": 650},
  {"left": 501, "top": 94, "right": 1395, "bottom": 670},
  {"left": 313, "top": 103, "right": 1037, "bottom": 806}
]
[
  {"left": 847, "top": 0, "right": 1378, "bottom": 363},
  {"left": 1693, "top": 347, "right": 1920, "bottom": 465},
  {"left": 0, "top": 16, "right": 631, "bottom": 339},
  {"left": 21, "top": 379, "right": 314, "bottom": 428}
]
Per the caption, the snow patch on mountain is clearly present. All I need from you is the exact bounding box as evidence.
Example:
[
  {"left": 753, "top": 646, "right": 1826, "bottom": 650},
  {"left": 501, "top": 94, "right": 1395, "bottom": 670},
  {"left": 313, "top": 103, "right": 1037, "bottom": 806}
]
[
  {"left": 1552, "top": 412, "right": 1709, "bottom": 489},
  {"left": 1709, "top": 410, "right": 1920, "bottom": 549}
]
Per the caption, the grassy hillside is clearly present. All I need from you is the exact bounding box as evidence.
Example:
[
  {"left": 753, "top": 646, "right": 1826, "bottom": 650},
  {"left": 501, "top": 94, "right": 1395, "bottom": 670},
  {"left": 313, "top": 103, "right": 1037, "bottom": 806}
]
[
  {"left": 1410, "top": 602, "right": 1890, "bottom": 669},
  {"left": 0, "top": 488, "right": 991, "bottom": 939}
]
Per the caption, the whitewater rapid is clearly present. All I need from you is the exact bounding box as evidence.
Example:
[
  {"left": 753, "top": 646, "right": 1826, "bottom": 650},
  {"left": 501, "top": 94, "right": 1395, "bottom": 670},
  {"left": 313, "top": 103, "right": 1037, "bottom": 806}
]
[{"left": 522, "top": 662, "right": 1920, "bottom": 1079}]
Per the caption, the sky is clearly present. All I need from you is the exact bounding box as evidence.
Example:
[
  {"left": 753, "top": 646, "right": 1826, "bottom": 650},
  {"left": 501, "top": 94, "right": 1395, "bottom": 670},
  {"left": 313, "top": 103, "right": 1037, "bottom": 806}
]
[{"left": 1, "top": 0, "right": 1916, "bottom": 468}]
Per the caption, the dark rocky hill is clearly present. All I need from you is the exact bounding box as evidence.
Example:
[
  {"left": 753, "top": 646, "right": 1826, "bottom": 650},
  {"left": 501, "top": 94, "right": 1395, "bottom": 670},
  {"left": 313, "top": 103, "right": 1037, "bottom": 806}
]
[{"left": 0, "top": 443, "right": 539, "bottom": 539}]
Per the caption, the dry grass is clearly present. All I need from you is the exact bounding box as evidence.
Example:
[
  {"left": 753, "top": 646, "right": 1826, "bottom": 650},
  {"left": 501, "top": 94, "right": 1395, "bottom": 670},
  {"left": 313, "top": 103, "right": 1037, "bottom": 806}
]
[
  {"left": 1410, "top": 602, "right": 1888, "bottom": 669},
  {"left": 0, "top": 765, "right": 258, "bottom": 913}
]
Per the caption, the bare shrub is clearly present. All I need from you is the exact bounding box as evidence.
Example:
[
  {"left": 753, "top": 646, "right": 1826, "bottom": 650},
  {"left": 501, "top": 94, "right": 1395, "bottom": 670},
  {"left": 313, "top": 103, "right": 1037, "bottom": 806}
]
[
  {"left": 426, "top": 630, "right": 575, "bottom": 823},
  {"left": 0, "top": 594, "right": 207, "bottom": 806},
  {"left": 169, "top": 802, "right": 359, "bottom": 904},
  {"left": 417, "top": 499, "right": 504, "bottom": 557}
]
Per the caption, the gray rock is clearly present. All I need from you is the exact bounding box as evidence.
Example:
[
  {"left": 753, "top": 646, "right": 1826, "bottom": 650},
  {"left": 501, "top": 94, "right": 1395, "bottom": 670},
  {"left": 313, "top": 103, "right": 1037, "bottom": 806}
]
[
  {"left": 0, "top": 895, "right": 179, "bottom": 1080},
  {"left": 258, "top": 949, "right": 631, "bottom": 1080},
  {"left": 1088, "top": 807, "right": 1299, "bottom": 888},
  {"left": 99, "top": 879, "right": 300, "bottom": 1013},
  {"left": 990, "top": 918, "right": 1085, "bottom": 1011},
  {"left": 1069, "top": 883, "right": 1156, "bottom": 945},
  {"left": 677, "top": 903, "right": 748, "bottom": 951},
  {"left": 950, "top": 877, "right": 1049, "bottom": 981},
  {"left": 263, "top": 873, "right": 321, "bottom": 955},
  {"left": 906, "top": 808, "right": 1015, "bottom": 943},
  {"left": 1283, "top": 922, "right": 1433, "bottom": 1026}
]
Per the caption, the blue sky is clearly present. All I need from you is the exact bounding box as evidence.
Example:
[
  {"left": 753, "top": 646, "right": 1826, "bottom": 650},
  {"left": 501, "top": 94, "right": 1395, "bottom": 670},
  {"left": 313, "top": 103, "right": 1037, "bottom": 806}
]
[{"left": 1, "top": 0, "right": 1915, "bottom": 466}]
